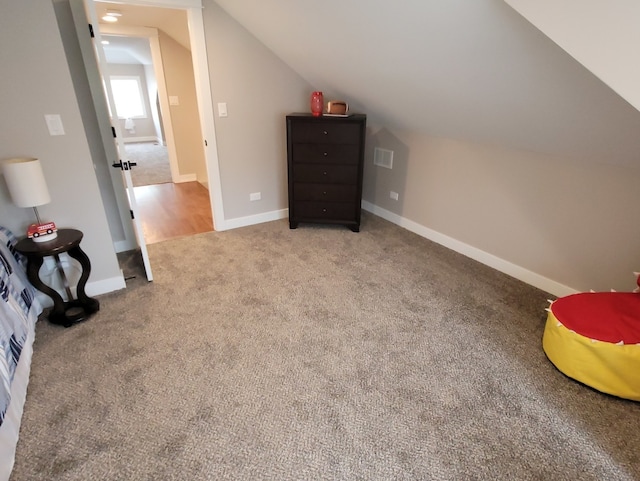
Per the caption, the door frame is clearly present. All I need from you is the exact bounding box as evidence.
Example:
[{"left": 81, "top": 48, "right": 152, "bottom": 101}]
[
  {"left": 73, "top": 0, "right": 155, "bottom": 280},
  {"left": 100, "top": 24, "right": 185, "bottom": 185},
  {"left": 95, "top": 0, "right": 227, "bottom": 231}
]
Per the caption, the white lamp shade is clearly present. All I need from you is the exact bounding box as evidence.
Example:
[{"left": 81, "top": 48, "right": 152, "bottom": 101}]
[{"left": 2, "top": 158, "right": 51, "bottom": 208}]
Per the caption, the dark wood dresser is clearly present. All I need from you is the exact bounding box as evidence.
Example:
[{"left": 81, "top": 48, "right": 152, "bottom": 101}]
[{"left": 286, "top": 113, "right": 367, "bottom": 232}]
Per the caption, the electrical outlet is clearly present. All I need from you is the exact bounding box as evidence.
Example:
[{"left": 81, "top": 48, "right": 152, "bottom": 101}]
[
  {"left": 390, "top": 191, "right": 399, "bottom": 201},
  {"left": 250, "top": 192, "right": 261, "bottom": 201}
]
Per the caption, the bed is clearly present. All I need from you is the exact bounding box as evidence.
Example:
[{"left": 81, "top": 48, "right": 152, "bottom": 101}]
[{"left": 0, "top": 226, "right": 42, "bottom": 481}]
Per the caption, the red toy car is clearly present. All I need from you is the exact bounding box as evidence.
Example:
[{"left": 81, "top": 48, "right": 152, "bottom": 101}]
[{"left": 27, "top": 222, "right": 57, "bottom": 239}]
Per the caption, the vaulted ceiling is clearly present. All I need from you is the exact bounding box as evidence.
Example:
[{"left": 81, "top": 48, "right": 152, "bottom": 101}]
[{"left": 213, "top": 0, "right": 640, "bottom": 167}]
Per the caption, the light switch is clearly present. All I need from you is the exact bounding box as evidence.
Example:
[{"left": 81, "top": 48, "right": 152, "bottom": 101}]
[
  {"left": 218, "top": 102, "right": 228, "bottom": 117},
  {"left": 45, "top": 114, "right": 65, "bottom": 136},
  {"left": 169, "top": 96, "right": 180, "bottom": 106}
]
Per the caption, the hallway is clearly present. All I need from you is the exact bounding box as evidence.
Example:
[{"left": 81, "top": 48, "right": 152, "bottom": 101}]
[{"left": 133, "top": 181, "right": 213, "bottom": 244}]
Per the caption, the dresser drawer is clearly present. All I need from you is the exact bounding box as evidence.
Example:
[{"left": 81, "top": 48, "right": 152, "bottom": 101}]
[
  {"left": 293, "top": 201, "right": 356, "bottom": 221},
  {"left": 291, "top": 143, "right": 360, "bottom": 164},
  {"left": 293, "top": 183, "right": 357, "bottom": 202},
  {"left": 292, "top": 164, "right": 358, "bottom": 184},
  {"left": 290, "top": 122, "right": 361, "bottom": 144}
]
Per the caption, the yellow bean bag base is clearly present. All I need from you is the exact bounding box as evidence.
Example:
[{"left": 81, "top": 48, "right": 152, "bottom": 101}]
[{"left": 543, "top": 292, "right": 640, "bottom": 401}]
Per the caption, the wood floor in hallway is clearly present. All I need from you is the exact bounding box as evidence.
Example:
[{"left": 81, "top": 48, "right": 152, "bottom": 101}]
[{"left": 133, "top": 181, "right": 213, "bottom": 244}]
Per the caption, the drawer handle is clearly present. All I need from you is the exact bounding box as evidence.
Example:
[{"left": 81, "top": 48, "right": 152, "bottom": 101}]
[
  {"left": 323, "top": 130, "right": 328, "bottom": 135},
  {"left": 323, "top": 152, "right": 328, "bottom": 156},
  {"left": 322, "top": 208, "right": 327, "bottom": 213},
  {"left": 323, "top": 191, "right": 327, "bottom": 195},
  {"left": 323, "top": 171, "right": 327, "bottom": 175}
]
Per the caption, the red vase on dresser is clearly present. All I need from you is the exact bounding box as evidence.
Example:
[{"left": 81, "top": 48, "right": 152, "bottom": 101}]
[{"left": 310, "top": 91, "right": 323, "bottom": 116}]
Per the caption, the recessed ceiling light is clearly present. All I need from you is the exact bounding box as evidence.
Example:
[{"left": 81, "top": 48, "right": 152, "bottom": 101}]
[{"left": 101, "top": 9, "right": 122, "bottom": 22}]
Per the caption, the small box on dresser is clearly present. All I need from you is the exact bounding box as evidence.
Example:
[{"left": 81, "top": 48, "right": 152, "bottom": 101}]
[{"left": 286, "top": 113, "right": 367, "bottom": 232}]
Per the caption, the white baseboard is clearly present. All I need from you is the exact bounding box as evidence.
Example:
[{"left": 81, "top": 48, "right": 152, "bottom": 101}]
[
  {"left": 361, "top": 200, "right": 576, "bottom": 297},
  {"left": 114, "top": 239, "right": 136, "bottom": 253},
  {"left": 122, "top": 136, "right": 158, "bottom": 144},
  {"left": 86, "top": 274, "right": 127, "bottom": 297},
  {"left": 34, "top": 273, "right": 126, "bottom": 308},
  {"left": 221, "top": 208, "right": 288, "bottom": 231},
  {"left": 175, "top": 173, "right": 197, "bottom": 183}
]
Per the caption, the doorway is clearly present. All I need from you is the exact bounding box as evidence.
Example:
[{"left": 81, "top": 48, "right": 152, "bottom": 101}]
[{"left": 99, "top": 3, "right": 214, "bottom": 244}]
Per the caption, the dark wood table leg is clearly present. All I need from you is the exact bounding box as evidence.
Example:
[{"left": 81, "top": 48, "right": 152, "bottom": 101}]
[
  {"left": 25, "top": 256, "right": 71, "bottom": 327},
  {"left": 16, "top": 228, "right": 99, "bottom": 327},
  {"left": 67, "top": 245, "right": 100, "bottom": 315}
]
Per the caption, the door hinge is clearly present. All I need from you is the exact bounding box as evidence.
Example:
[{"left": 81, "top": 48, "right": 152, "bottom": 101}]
[
  {"left": 88, "top": 24, "right": 94, "bottom": 38},
  {"left": 130, "top": 210, "right": 134, "bottom": 219},
  {"left": 204, "top": 139, "right": 208, "bottom": 147}
]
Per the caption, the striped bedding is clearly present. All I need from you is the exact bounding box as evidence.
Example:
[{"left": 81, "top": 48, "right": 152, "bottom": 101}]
[{"left": 0, "top": 226, "right": 41, "bottom": 481}]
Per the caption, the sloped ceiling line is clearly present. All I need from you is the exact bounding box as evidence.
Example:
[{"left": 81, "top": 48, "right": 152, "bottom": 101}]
[
  {"left": 504, "top": 0, "right": 640, "bottom": 114},
  {"left": 212, "top": 0, "right": 640, "bottom": 167}
]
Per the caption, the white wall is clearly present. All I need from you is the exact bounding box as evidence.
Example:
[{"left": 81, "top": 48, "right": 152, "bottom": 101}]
[
  {"left": 0, "top": 0, "right": 124, "bottom": 294},
  {"left": 211, "top": 0, "right": 640, "bottom": 294},
  {"left": 158, "top": 30, "right": 206, "bottom": 181},
  {"left": 5, "top": 0, "right": 636, "bottom": 297},
  {"left": 363, "top": 130, "right": 640, "bottom": 294},
  {"left": 505, "top": 0, "right": 640, "bottom": 112},
  {"left": 202, "top": 0, "right": 314, "bottom": 220}
]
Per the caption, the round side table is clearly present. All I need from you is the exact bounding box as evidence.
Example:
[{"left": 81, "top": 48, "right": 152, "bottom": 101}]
[{"left": 15, "top": 228, "right": 100, "bottom": 327}]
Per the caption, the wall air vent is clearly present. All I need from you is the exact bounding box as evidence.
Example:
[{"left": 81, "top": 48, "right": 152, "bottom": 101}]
[{"left": 373, "top": 147, "right": 394, "bottom": 169}]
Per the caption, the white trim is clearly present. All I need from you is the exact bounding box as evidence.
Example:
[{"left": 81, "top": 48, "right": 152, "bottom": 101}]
[
  {"left": 361, "top": 200, "right": 577, "bottom": 298},
  {"left": 96, "top": 0, "right": 202, "bottom": 8},
  {"left": 98, "top": 24, "right": 158, "bottom": 38},
  {"left": 122, "top": 136, "right": 158, "bottom": 143},
  {"left": 175, "top": 173, "right": 197, "bottom": 183},
  {"left": 85, "top": 274, "right": 127, "bottom": 296},
  {"left": 32, "top": 274, "right": 126, "bottom": 307},
  {"left": 223, "top": 209, "right": 288, "bottom": 231},
  {"left": 114, "top": 239, "right": 136, "bottom": 253},
  {"left": 187, "top": 8, "right": 226, "bottom": 232}
]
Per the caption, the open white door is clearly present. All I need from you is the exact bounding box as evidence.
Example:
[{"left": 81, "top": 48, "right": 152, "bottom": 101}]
[{"left": 70, "top": 0, "right": 153, "bottom": 281}]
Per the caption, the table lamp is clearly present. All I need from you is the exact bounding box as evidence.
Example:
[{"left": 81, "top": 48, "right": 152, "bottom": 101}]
[{"left": 2, "top": 157, "right": 58, "bottom": 242}]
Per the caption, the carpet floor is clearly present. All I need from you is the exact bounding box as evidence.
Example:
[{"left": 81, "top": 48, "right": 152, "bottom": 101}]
[
  {"left": 125, "top": 141, "right": 172, "bottom": 187},
  {"left": 10, "top": 213, "right": 640, "bottom": 480}
]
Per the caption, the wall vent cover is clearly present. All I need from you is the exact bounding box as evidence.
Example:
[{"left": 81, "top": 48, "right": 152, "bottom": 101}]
[{"left": 373, "top": 147, "right": 394, "bottom": 169}]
